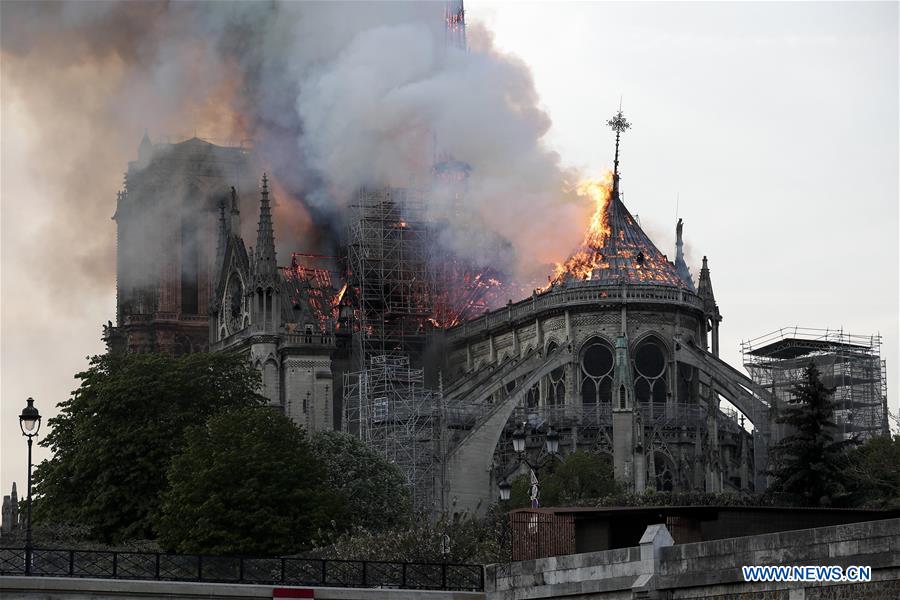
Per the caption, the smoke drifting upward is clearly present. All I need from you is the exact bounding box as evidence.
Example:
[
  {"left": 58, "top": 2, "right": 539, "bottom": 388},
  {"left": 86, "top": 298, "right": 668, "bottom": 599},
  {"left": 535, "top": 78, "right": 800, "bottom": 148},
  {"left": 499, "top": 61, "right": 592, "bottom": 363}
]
[{"left": 1, "top": 1, "right": 592, "bottom": 292}]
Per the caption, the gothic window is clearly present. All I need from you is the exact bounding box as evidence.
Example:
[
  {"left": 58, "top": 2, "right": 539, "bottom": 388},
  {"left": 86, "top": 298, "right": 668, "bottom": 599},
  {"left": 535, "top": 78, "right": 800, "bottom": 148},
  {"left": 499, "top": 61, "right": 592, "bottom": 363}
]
[
  {"left": 634, "top": 339, "right": 668, "bottom": 409},
  {"left": 654, "top": 453, "right": 675, "bottom": 492},
  {"left": 581, "top": 338, "right": 614, "bottom": 405},
  {"left": 545, "top": 341, "right": 566, "bottom": 406},
  {"left": 225, "top": 274, "right": 244, "bottom": 334},
  {"left": 525, "top": 384, "right": 540, "bottom": 409},
  {"left": 619, "top": 385, "right": 626, "bottom": 409}
]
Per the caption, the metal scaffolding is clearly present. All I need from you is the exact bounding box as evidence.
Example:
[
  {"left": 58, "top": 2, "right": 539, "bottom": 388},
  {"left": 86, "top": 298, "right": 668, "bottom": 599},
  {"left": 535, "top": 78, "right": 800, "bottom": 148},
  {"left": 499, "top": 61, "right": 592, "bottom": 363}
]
[
  {"left": 742, "top": 327, "right": 889, "bottom": 440},
  {"left": 346, "top": 186, "right": 432, "bottom": 370},
  {"left": 342, "top": 355, "right": 439, "bottom": 512}
]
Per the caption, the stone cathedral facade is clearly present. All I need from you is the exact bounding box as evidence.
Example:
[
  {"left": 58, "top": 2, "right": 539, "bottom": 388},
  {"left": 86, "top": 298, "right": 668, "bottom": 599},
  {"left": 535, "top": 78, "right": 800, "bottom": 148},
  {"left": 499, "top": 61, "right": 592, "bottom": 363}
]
[
  {"left": 106, "top": 136, "right": 339, "bottom": 434},
  {"left": 107, "top": 116, "right": 774, "bottom": 511},
  {"left": 437, "top": 112, "right": 769, "bottom": 513}
]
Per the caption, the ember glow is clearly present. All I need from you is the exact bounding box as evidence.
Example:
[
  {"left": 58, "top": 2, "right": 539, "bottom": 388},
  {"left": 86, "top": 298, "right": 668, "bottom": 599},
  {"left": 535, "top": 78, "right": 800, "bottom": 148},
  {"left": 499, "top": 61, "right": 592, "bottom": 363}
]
[
  {"left": 431, "top": 264, "right": 505, "bottom": 329},
  {"left": 547, "top": 170, "right": 614, "bottom": 285},
  {"left": 282, "top": 253, "right": 344, "bottom": 331}
]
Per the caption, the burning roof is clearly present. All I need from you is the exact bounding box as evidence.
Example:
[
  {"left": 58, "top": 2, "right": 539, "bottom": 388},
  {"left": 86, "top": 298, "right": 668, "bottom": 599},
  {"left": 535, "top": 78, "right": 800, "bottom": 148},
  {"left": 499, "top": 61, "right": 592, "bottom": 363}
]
[
  {"left": 281, "top": 253, "right": 346, "bottom": 331},
  {"left": 547, "top": 110, "right": 691, "bottom": 291}
]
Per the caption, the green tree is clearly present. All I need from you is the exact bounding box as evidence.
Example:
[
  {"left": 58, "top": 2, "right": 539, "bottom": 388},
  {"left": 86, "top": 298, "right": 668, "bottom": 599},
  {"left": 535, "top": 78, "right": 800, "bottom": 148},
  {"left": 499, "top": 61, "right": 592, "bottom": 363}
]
[
  {"left": 157, "top": 407, "right": 341, "bottom": 555},
  {"left": 310, "top": 431, "right": 411, "bottom": 531},
  {"left": 507, "top": 450, "right": 619, "bottom": 508},
  {"left": 32, "top": 352, "right": 264, "bottom": 542},
  {"left": 766, "top": 363, "right": 858, "bottom": 507},
  {"left": 846, "top": 434, "right": 900, "bottom": 508}
]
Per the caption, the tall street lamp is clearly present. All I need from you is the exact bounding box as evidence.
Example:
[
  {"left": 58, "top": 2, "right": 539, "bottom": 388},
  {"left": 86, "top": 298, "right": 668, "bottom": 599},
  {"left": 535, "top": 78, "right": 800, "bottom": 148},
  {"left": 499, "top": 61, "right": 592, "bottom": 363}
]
[
  {"left": 19, "top": 397, "right": 41, "bottom": 575},
  {"left": 499, "top": 424, "right": 560, "bottom": 507}
]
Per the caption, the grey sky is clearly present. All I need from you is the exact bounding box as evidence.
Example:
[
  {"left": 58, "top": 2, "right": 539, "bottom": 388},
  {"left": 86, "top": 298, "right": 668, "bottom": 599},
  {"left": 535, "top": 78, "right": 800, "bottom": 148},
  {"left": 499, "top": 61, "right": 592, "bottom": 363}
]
[{"left": 2, "top": 1, "right": 897, "bottom": 497}]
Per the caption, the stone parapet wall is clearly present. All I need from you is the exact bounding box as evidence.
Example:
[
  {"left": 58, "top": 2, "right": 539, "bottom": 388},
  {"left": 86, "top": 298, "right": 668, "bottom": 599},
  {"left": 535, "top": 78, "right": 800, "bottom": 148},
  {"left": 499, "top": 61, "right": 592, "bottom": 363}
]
[
  {"left": 0, "top": 577, "right": 485, "bottom": 600},
  {"left": 485, "top": 518, "right": 900, "bottom": 600}
]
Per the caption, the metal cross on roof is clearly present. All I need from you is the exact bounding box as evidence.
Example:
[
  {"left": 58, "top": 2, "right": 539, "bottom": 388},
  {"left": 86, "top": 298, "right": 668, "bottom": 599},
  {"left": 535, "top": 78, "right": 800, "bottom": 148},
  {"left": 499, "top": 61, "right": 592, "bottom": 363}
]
[
  {"left": 608, "top": 108, "right": 631, "bottom": 182},
  {"left": 607, "top": 110, "right": 631, "bottom": 133}
]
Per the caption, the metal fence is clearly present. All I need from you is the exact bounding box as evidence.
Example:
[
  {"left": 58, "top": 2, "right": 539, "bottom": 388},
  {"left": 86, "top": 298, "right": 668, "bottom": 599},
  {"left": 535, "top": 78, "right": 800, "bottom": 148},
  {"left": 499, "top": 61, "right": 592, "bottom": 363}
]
[
  {"left": 0, "top": 548, "right": 484, "bottom": 592},
  {"left": 510, "top": 511, "right": 575, "bottom": 561}
]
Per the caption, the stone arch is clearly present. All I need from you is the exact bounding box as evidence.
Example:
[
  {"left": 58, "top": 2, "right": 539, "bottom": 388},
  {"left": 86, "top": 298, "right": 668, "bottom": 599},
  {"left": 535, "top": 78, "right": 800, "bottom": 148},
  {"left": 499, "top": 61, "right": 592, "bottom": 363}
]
[
  {"left": 543, "top": 336, "right": 563, "bottom": 355},
  {"left": 577, "top": 333, "right": 616, "bottom": 357},
  {"left": 445, "top": 344, "right": 572, "bottom": 514},
  {"left": 630, "top": 331, "right": 673, "bottom": 358}
]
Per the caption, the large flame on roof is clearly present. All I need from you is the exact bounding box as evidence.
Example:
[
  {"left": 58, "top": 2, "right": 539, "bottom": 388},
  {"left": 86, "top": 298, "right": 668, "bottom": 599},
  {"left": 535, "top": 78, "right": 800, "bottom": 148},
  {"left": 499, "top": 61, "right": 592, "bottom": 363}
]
[{"left": 547, "top": 170, "right": 614, "bottom": 285}]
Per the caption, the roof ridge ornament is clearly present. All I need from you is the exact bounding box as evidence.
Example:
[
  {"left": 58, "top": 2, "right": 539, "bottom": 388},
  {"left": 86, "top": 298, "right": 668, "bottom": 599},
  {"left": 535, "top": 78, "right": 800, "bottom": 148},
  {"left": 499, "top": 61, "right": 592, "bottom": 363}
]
[
  {"left": 607, "top": 107, "right": 631, "bottom": 181},
  {"left": 606, "top": 106, "right": 630, "bottom": 254}
]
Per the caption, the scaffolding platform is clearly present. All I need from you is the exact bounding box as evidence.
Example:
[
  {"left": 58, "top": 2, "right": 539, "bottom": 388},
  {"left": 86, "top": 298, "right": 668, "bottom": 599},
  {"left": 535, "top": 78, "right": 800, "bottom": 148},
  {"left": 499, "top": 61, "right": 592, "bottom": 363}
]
[
  {"left": 742, "top": 327, "right": 889, "bottom": 440},
  {"left": 342, "top": 354, "right": 439, "bottom": 512}
]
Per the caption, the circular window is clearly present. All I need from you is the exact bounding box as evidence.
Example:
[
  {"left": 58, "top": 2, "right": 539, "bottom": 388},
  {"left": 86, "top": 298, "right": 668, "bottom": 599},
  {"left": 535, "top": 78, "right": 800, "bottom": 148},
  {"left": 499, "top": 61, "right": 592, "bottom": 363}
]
[
  {"left": 583, "top": 343, "right": 613, "bottom": 378},
  {"left": 635, "top": 342, "right": 666, "bottom": 378}
]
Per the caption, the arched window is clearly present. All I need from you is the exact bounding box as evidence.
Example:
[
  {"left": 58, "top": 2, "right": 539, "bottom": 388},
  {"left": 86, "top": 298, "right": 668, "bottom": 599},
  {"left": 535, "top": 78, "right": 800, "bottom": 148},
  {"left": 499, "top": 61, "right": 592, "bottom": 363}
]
[
  {"left": 633, "top": 338, "right": 668, "bottom": 409},
  {"left": 654, "top": 453, "right": 675, "bottom": 492},
  {"left": 581, "top": 339, "right": 614, "bottom": 405},
  {"left": 545, "top": 341, "right": 566, "bottom": 406},
  {"left": 619, "top": 385, "right": 626, "bottom": 409},
  {"left": 525, "top": 384, "right": 540, "bottom": 409}
]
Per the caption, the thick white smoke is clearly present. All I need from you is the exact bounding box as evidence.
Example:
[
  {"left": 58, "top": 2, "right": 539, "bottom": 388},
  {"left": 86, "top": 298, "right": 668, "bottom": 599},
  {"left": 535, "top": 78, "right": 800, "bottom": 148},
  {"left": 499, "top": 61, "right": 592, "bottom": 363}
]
[{"left": 2, "top": 1, "right": 594, "bottom": 292}]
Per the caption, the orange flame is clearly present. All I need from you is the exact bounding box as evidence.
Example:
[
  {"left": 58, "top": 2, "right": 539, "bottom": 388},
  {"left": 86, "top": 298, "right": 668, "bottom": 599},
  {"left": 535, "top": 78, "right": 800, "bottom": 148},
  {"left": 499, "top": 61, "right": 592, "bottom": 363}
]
[{"left": 546, "top": 170, "right": 614, "bottom": 285}]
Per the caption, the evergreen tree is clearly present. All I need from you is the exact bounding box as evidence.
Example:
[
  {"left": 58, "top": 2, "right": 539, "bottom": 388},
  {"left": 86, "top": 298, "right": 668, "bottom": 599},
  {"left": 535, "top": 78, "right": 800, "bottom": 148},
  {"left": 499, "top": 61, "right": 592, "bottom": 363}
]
[{"left": 766, "top": 363, "right": 857, "bottom": 506}]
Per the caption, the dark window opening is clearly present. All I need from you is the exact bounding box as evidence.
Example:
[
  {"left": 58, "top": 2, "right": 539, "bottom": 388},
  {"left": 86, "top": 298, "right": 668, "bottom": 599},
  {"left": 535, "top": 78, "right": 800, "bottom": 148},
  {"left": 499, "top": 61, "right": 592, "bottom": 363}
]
[
  {"left": 583, "top": 343, "right": 613, "bottom": 377},
  {"left": 635, "top": 342, "right": 666, "bottom": 378},
  {"left": 582, "top": 378, "right": 597, "bottom": 405},
  {"left": 635, "top": 378, "right": 652, "bottom": 403},
  {"left": 652, "top": 379, "right": 667, "bottom": 404}
]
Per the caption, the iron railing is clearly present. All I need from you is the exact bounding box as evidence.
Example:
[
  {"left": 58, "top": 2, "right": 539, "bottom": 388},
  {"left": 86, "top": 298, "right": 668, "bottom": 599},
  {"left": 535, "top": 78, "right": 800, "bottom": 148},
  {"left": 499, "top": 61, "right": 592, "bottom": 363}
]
[{"left": 0, "top": 548, "right": 483, "bottom": 591}]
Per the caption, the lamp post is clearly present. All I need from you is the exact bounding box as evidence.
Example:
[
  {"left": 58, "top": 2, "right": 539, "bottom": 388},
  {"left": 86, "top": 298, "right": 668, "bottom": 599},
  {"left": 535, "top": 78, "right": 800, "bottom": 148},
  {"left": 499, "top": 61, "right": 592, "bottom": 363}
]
[
  {"left": 19, "top": 397, "right": 41, "bottom": 576},
  {"left": 499, "top": 424, "right": 560, "bottom": 507}
]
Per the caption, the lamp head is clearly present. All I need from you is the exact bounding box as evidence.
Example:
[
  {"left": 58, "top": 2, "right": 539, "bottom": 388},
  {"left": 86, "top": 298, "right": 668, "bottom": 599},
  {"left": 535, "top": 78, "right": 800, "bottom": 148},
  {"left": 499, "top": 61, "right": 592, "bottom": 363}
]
[
  {"left": 512, "top": 427, "right": 527, "bottom": 454},
  {"left": 498, "top": 481, "right": 512, "bottom": 501},
  {"left": 545, "top": 428, "right": 560, "bottom": 455},
  {"left": 19, "top": 397, "right": 41, "bottom": 437}
]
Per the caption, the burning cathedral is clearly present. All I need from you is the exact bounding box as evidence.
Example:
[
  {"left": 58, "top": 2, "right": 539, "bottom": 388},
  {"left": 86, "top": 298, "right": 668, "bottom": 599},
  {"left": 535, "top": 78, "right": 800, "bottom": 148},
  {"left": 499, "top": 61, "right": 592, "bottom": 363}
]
[{"left": 105, "top": 2, "right": 776, "bottom": 514}]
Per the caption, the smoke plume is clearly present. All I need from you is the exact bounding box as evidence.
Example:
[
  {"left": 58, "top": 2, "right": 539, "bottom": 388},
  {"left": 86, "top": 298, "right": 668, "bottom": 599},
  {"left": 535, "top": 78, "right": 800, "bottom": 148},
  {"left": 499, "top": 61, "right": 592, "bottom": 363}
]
[{"left": 4, "top": 2, "right": 591, "bottom": 285}]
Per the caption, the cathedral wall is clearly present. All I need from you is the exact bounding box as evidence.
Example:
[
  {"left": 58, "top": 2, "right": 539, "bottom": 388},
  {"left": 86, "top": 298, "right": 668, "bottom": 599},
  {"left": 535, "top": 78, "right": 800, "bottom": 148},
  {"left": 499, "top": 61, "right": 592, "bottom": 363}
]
[
  {"left": 250, "top": 341, "right": 280, "bottom": 407},
  {"left": 283, "top": 355, "right": 333, "bottom": 434}
]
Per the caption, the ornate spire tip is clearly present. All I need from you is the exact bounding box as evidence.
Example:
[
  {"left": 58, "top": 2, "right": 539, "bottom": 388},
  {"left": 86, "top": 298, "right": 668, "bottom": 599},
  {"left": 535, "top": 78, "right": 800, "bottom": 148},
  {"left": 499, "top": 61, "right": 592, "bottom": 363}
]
[{"left": 607, "top": 110, "right": 631, "bottom": 133}]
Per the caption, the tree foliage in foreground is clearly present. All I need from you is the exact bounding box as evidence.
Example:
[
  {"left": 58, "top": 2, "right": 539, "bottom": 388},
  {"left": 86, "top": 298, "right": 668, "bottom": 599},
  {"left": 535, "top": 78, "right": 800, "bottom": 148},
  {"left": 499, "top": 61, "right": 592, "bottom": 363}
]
[
  {"left": 32, "top": 352, "right": 264, "bottom": 542},
  {"left": 312, "top": 507, "right": 511, "bottom": 565},
  {"left": 157, "top": 407, "right": 342, "bottom": 555},
  {"left": 310, "top": 431, "right": 411, "bottom": 531},
  {"left": 766, "top": 363, "right": 858, "bottom": 507},
  {"left": 846, "top": 434, "right": 900, "bottom": 509},
  {"left": 508, "top": 450, "right": 620, "bottom": 508}
]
